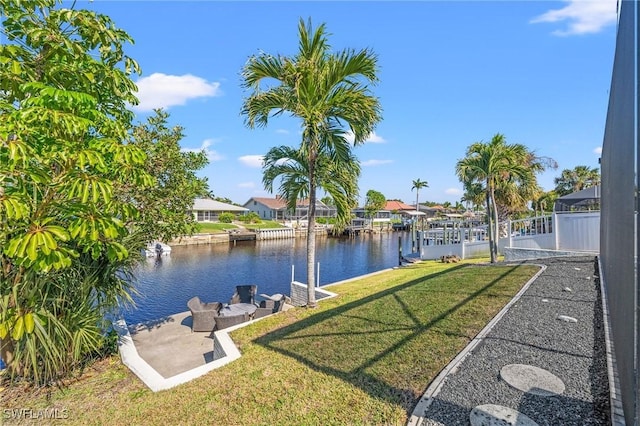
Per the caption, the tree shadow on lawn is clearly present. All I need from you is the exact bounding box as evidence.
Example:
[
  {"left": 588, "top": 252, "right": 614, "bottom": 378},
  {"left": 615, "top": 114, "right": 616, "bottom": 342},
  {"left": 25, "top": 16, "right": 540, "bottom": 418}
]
[{"left": 254, "top": 263, "right": 533, "bottom": 416}]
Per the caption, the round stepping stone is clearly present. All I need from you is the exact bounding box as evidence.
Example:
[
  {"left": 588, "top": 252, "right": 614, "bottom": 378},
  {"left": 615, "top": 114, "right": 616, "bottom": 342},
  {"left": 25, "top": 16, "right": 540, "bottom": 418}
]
[
  {"left": 470, "top": 404, "right": 538, "bottom": 426},
  {"left": 500, "top": 364, "right": 565, "bottom": 396}
]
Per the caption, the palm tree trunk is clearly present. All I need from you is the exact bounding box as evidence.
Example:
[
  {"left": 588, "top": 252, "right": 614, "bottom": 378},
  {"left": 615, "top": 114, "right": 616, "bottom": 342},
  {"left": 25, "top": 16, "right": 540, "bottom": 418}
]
[
  {"left": 306, "top": 148, "right": 318, "bottom": 308},
  {"left": 492, "top": 192, "right": 500, "bottom": 261},
  {"left": 486, "top": 185, "right": 497, "bottom": 263}
]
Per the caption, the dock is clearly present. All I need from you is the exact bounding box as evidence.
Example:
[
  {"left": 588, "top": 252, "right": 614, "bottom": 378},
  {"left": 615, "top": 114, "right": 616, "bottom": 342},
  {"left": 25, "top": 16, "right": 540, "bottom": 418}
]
[{"left": 228, "top": 230, "right": 257, "bottom": 242}]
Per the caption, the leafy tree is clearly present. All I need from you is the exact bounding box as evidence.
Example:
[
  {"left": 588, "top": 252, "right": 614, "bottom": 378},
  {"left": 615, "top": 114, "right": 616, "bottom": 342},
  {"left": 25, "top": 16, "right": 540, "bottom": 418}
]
[
  {"left": 0, "top": 0, "right": 149, "bottom": 384},
  {"left": 364, "top": 189, "right": 386, "bottom": 224},
  {"left": 553, "top": 165, "right": 600, "bottom": 196},
  {"left": 456, "top": 134, "right": 553, "bottom": 263},
  {"left": 241, "top": 18, "right": 381, "bottom": 307},
  {"left": 411, "top": 179, "right": 429, "bottom": 212},
  {"left": 262, "top": 146, "right": 360, "bottom": 233},
  {"left": 124, "top": 109, "right": 209, "bottom": 243},
  {"left": 215, "top": 196, "right": 238, "bottom": 206}
]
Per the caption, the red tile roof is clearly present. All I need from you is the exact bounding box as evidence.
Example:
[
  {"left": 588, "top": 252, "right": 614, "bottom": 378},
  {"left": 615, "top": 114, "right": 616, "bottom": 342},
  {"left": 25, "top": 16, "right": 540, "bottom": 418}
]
[
  {"left": 248, "top": 197, "right": 288, "bottom": 210},
  {"left": 385, "top": 200, "right": 415, "bottom": 211}
]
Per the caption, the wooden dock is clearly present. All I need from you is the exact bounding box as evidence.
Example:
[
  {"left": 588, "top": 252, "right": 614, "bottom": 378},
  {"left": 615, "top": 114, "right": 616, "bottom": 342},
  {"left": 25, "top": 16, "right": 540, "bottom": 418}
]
[{"left": 228, "top": 230, "right": 257, "bottom": 242}]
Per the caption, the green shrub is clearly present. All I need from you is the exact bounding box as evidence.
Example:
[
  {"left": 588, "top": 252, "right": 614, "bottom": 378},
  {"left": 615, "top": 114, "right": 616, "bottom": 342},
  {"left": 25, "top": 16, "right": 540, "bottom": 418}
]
[
  {"left": 218, "top": 212, "right": 235, "bottom": 223},
  {"left": 240, "top": 212, "right": 261, "bottom": 224}
]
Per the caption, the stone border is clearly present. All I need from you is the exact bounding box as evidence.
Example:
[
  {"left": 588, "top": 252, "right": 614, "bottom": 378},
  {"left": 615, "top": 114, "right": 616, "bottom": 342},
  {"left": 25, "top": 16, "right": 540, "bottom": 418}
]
[{"left": 407, "top": 264, "right": 547, "bottom": 426}]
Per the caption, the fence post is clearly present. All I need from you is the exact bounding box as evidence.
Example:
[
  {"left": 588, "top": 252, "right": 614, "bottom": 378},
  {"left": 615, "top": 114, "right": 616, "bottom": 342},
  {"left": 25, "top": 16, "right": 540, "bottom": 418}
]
[
  {"left": 461, "top": 228, "right": 466, "bottom": 259},
  {"left": 553, "top": 213, "right": 559, "bottom": 250}
]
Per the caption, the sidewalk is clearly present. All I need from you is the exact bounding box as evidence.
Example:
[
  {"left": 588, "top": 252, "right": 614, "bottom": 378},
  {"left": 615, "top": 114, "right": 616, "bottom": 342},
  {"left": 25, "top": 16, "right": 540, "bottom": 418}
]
[{"left": 409, "top": 256, "right": 610, "bottom": 425}]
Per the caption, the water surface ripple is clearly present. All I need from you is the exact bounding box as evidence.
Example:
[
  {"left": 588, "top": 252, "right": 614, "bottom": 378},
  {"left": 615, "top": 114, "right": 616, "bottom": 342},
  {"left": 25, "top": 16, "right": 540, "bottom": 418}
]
[{"left": 124, "top": 232, "right": 413, "bottom": 324}]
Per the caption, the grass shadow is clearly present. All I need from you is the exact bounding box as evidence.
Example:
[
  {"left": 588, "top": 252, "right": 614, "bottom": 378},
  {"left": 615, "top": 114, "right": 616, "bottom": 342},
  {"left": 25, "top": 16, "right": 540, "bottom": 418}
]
[{"left": 254, "top": 263, "right": 534, "bottom": 415}]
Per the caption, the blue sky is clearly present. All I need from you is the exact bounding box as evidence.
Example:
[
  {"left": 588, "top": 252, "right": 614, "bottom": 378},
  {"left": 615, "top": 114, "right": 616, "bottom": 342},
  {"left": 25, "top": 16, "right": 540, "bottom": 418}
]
[{"left": 87, "top": 0, "right": 617, "bottom": 206}]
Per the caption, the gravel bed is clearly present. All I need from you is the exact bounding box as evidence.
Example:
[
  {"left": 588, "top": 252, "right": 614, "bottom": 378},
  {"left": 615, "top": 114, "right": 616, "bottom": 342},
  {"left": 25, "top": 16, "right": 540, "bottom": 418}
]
[{"left": 418, "top": 256, "right": 610, "bottom": 426}]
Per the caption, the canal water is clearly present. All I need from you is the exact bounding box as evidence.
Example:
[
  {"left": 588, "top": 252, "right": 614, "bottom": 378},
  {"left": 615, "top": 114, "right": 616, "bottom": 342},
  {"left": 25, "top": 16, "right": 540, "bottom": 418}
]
[{"left": 123, "top": 231, "right": 413, "bottom": 325}]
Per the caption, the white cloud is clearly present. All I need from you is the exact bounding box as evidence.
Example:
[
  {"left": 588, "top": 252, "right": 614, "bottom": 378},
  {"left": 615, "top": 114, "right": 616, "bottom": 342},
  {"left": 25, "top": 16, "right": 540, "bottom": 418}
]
[
  {"left": 237, "top": 182, "right": 255, "bottom": 188},
  {"left": 593, "top": 146, "right": 603, "bottom": 155},
  {"left": 345, "top": 131, "right": 386, "bottom": 144},
  {"left": 134, "top": 73, "right": 221, "bottom": 111},
  {"left": 361, "top": 159, "right": 393, "bottom": 167},
  {"left": 238, "top": 155, "right": 264, "bottom": 168},
  {"left": 531, "top": 0, "right": 617, "bottom": 36},
  {"left": 445, "top": 188, "right": 463, "bottom": 196},
  {"left": 181, "top": 139, "right": 222, "bottom": 162},
  {"left": 276, "top": 129, "right": 290, "bottom": 135}
]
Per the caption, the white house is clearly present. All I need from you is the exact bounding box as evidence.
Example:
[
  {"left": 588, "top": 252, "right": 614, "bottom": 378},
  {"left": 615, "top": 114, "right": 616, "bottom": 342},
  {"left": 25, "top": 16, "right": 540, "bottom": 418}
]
[
  {"left": 243, "top": 197, "right": 337, "bottom": 221},
  {"left": 190, "top": 198, "right": 248, "bottom": 222}
]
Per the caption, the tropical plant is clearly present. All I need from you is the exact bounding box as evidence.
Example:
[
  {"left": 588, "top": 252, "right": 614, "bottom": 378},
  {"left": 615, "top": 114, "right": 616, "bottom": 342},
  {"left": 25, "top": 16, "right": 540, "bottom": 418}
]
[
  {"left": 240, "top": 212, "right": 261, "bottom": 224},
  {"left": 320, "top": 196, "right": 335, "bottom": 207},
  {"left": 456, "top": 134, "right": 554, "bottom": 263},
  {"left": 0, "top": 0, "right": 149, "bottom": 384},
  {"left": 532, "top": 190, "right": 558, "bottom": 215},
  {"left": 411, "top": 179, "right": 429, "bottom": 212},
  {"left": 553, "top": 165, "right": 600, "bottom": 196},
  {"left": 124, "top": 109, "right": 209, "bottom": 243},
  {"left": 241, "top": 18, "right": 381, "bottom": 307},
  {"left": 261, "top": 146, "right": 361, "bottom": 232}
]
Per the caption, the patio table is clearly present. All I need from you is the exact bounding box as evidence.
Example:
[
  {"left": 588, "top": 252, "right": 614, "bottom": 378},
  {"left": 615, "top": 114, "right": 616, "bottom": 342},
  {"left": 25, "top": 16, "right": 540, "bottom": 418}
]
[{"left": 220, "top": 303, "right": 257, "bottom": 318}]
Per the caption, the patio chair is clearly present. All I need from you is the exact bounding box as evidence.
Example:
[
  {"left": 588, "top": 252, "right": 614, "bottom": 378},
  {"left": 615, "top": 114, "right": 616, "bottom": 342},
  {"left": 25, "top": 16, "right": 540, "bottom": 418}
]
[
  {"left": 187, "top": 296, "right": 222, "bottom": 332},
  {"left": 214, "top": 312, "right": 250, "bottom": 330},
  {"left": 229, "top": 284, "right": 257, "bottom": 305},
  {"left": 254, "top": 294, "right": 287, "bottom": 319}
]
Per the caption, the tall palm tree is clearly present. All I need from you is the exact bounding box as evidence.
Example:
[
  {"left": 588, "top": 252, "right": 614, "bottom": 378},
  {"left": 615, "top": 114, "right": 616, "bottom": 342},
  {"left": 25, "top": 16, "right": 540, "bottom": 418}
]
[
  {"left": 241, "top": 18, "right": 381, "bottom": 307},
  {"left": 411, "top": 179, "right": 429, "bottom": 213},
  {"left": 456, "top": 134, "right": 540, "bottom": 263}
]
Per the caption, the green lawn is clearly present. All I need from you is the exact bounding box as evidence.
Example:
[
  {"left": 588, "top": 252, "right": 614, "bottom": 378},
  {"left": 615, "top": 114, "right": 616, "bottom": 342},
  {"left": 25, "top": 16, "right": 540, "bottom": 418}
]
[
  {"left": 195, "top": 222, "right": 238, "bottom": 233},
  {"left": 244, "top": 220, "right": 285, "bottom": 229},
  {"left": 195, "top": 221, "right": 284, "bottom": 233},
  {"left": 4, "top": 260, "right": 539, "bottom": 425}
]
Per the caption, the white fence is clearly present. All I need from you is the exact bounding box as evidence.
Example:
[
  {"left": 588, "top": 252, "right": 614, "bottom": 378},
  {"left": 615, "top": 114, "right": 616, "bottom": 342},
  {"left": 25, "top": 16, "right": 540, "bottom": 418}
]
[
  {"left": 555, "top": 212, "right": 600, "bottom": 252},
  {"left": 419, "top": 212, "right": 600, "bottom": 260},
  {"left": 254, "top": 228, "right": 295, "bottom": 240}
]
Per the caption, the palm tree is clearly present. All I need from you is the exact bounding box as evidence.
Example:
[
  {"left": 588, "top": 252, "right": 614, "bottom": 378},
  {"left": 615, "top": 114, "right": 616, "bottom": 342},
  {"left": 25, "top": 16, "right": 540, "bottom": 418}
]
[
  {"left": 262, "top": 146, "right": 360, "bottom": 232},
  {"left": 553, "top": 165, "right": 600, "bottom": 196},
  {"left": 533, "top": 190, "right": 558, "bottom": 215},
  {"left": 456, "top": 134, "right": 543, "bottom": 263},
  {"left": 241, "top": 18, "right": 381, "bottom": 307},
  {"left": 411, "top": 179, "right": 429, "bottom": 213}
]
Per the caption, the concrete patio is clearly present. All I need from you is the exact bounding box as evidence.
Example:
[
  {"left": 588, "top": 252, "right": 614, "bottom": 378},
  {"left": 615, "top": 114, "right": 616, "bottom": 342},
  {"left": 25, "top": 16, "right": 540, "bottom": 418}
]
[{"left": 127, "top": 311, "right": 216, "bottom": 378}]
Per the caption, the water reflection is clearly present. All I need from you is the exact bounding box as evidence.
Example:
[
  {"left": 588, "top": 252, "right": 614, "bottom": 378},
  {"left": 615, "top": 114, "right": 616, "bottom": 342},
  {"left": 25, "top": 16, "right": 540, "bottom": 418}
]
[{"left": 124, "top": 232, "right": 412, "bottom": 324}]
